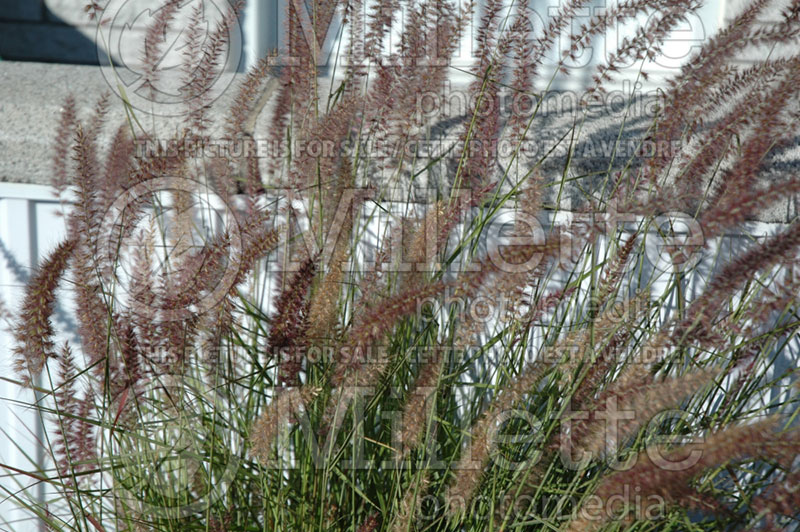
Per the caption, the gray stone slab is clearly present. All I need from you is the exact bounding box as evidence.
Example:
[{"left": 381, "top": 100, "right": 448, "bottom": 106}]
[
  {"left": 43, "top": 0, "right": 244, "bottom": 72},
  {"left": 1, "top": 61, "right": 798, "bottom": 224},
  {"left": 0, "top": 2, "right": 43, "bottom": 22},
  {"left": 0, "top": 60, "right": 241, "bottom": 188},
  {"left": 0, "top": 23, "right": 102, "bottom": 64},
  {"left": 0, "top": 21, "right": 188, "bottom": 68},
  {"left": 44, "top": 0, "right": 217, "bottom": 26},
  {"left": 45, "top": 0, "right": 122, "bottom": 25}
]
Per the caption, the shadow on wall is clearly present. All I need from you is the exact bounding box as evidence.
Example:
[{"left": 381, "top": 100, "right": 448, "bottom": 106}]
[{"left": 0, "top": 2, "right": 109, "bottom": 64}]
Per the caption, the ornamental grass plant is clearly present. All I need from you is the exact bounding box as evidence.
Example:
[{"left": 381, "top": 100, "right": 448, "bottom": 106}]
[{"left": 3, "top": 0, "right": 800, "bottom": 530}]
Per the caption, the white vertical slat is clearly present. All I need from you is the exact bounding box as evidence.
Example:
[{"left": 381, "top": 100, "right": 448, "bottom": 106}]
[
  {"left": 0, "top": 196, "right": 42, "bottom": 531},
  {"left": 0, "top": 184, "right": 65, "bottom": 531},
  {"left": 242, "top": 0, "right": 281, "bottom": 69},
  {"left": 33, "top": 201, "right": 72, "bottom": 530}
]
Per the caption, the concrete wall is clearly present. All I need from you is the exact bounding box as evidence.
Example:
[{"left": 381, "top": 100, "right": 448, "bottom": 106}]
[
  {"left": 0, "top": 0, "right": 248, "bottom": 68},
  {"left": 1, "top": 0, "right": 142, "bottom": 64},
  {"left": 3, "top": 0, "right": 792, "bottom": 70},
  {"left": 0, "top": 0, "right": 723, "bottom": 75},
  {"left": 2, "top": 60, "right": 799, "bottom": 221},
  {"left": 1, "top": 1, "right": 99, "bottom": 64}
]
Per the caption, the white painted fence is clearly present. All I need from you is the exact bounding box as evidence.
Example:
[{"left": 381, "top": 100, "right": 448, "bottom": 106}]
[
  {"left": 0, "top": 184, "right": 69, "bottom": 532},
  {"left": 2, "top": 179, "right": 799, "bottom": 530}
]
